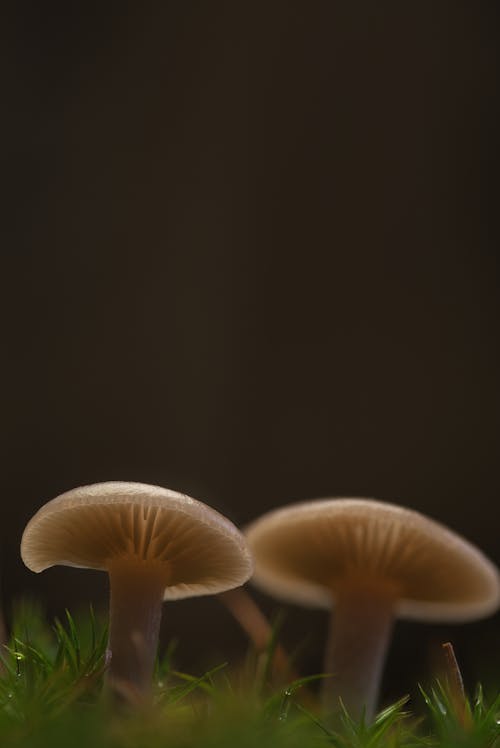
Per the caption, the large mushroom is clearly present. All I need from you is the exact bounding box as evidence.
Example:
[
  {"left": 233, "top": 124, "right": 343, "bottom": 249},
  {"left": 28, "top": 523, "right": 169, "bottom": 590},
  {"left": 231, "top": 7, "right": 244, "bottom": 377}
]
[
  {"left": 245, "top": 498, "right": 500, "bottom": 720},
  {"left": 21, "top": 481, "right": 253, "bottom": 696}
]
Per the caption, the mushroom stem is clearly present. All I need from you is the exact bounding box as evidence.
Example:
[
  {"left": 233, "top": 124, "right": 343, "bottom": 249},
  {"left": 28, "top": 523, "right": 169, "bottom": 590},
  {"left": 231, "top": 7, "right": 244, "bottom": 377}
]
[
  {"left": 219, "top": 587, "right": 294, "bottom": 679},
  {"left": 107, "top": 559, "right": 166, "bottom": 696},
  {"left": 323, "top": 578, "right": 396, "bottom": 721}
]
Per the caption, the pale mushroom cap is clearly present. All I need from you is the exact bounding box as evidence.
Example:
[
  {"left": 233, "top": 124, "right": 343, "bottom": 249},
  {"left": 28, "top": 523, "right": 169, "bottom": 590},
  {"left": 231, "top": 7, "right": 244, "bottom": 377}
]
[
  {"left": 21, "top": 482, "right": 253, "bottom": 600},
  {"left": 245, "top": 498, "right": 500, "bottom": 622}
]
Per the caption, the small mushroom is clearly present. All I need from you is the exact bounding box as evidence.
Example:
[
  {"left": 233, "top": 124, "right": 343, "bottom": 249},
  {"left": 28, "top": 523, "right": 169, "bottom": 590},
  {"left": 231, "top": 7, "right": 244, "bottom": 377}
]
[
  {"left": 21, "top": 481, "right": 253, "bottom": 696},
  {"left": 218, "top": 587, "right": 294, "bottom": 680},
  {"left": 245, "top": 498, "right": 500, "bottom": 720}
]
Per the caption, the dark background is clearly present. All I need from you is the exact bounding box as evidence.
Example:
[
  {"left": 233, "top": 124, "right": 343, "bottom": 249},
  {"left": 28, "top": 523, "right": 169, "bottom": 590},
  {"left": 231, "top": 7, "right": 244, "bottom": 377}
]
[{"left": 2, "top": 1, "right": 499, "bottom": 706}]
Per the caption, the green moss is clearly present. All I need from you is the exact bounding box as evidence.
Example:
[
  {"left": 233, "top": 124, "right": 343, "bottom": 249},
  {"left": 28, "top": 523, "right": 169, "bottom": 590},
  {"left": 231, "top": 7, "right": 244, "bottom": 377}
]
[{"left": 0, "top": 605, "right": 498, "bottom": 748}]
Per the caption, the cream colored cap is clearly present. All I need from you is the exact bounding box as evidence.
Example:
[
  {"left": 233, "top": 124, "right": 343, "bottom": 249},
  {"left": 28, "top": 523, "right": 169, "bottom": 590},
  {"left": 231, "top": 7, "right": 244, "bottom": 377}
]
[
  {"left": 245, "top": 498, "right": 500, "bottom": 622},
  {"left": 21, "top": 481, "right": 253, "bottom": 600}
]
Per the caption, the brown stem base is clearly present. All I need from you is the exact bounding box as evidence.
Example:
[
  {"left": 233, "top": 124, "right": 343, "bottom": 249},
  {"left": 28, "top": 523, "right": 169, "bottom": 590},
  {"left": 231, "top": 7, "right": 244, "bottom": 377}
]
[
  {"left": 323, "top": 577, "right": 396, "bottom": 721},
  {"left": 219, "top": 587, "right": 294, "bottom": 679},
  {"left": 107, "top": 559, "right": 166, "bottom": 697}
]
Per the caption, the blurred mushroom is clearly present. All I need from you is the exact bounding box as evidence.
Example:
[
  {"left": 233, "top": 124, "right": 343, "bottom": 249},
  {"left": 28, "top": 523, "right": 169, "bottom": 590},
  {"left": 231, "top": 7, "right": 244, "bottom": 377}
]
[
  {"left": 218, "top": 586, "right": 294, "bottom": 680},
  {"left": 21, "top": 481, "right": 253, "bottom": 697},
  {"left": 245, "top": 498, "right": 500, "bottom": 720}
]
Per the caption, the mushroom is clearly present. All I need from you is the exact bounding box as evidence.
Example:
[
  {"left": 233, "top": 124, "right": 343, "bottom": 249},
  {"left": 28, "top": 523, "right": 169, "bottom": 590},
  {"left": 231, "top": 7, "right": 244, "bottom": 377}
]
[
  {"left": 218, "top": 587, "right": 295, "bottom": 680},
  {"left": 245, "top": 498, "right": 500, "bottom": 720},
  {"left": 21, "top": 481, "right": 253, "bottom": 696}
]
